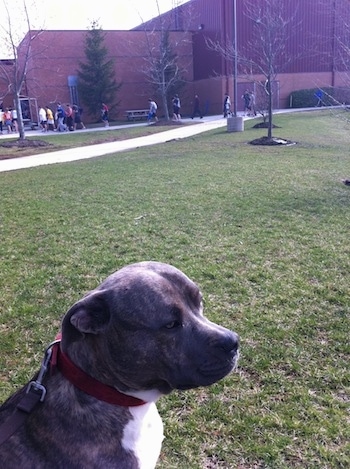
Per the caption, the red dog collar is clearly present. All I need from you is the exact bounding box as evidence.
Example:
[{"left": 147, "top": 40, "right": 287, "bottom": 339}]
[{"left": 51, "top": 337, "right": 146, "bottom": 407}]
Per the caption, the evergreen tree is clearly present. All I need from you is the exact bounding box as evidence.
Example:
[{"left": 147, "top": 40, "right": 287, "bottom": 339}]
[{"left": 77, "top": 21, "right": 121, "bottom": 121}]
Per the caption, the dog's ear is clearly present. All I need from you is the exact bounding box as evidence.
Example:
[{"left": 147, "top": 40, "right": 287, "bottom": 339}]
[{"left": 66, "top": 290, "right": 111, "bottom": 335}]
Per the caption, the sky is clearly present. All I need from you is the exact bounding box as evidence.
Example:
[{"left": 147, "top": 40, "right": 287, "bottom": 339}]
[{"left": 0, "top": 0, "right": 190, "bottom": 58}]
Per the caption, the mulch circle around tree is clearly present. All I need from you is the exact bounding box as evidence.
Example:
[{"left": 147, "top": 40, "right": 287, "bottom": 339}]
[
  {"left": 0, "top": 139, "right": 52, "bottom": 149},
  {"left": 252, "top": 122, "right": 280, "bottom": 129},
  {"left": 249, "top": 136, "right": 296, "bottom": 146},
  {"left": 249, "top": 122, "right": 296, "bottom": 146},
  {"left": 0, "top": 139, "right": 53, "bottom": 160}
]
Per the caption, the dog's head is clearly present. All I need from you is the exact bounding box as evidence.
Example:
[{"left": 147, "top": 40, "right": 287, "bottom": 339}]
[{"left": 61, "top": 262, "right": 239, "bottom": 396}]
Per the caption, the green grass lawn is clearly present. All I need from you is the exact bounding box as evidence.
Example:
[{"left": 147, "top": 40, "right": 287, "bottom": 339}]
[{"left": 0, "top": 110, "right": 349, "bottom": 468}]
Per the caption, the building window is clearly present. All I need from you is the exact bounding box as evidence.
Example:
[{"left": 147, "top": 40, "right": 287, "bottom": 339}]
[{"left": 68, "top": 75, "right": 79, "bottom": 105}]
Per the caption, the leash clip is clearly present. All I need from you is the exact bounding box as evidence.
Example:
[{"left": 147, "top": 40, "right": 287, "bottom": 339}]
[
  {"left": 25, "top": 340, "right": 60, "bottom": 402},
  {"left": 0, "top": 339, "right": 61, "bottom": 446}
]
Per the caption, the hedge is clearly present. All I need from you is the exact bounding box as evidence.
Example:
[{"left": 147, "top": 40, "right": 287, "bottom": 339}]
[{"left": 289, "top": 87, "right": 350, "bottom": 108}]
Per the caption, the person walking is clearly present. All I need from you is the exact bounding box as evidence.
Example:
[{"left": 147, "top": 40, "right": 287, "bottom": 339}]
[
  {"left": 73, "top": 104, "right": 86, "bottom": 130},
  {"left": 242, "top": 90, "right": 251, "bottom": 115},
  {"left": 65, "top": 104, "right": 74, "bottom": 131},
  {"left": 315, "top": 89, "right": 324, "bottom": 107},
  {"left": 147, "top": 98, "right": 158, "bottom": 124},
  {"left": 101, "top": 103, "right": 109, "bottom": 127},
  {"left": 39, "top": 106, "right": 47, "bottom": 131},
  {"left": 172, "top": 94, "right": 181, "bottom": 120},
  {"left": 45, "top": 106, "right": 55, "bottom": 131},
  {"left": 3, "top": 108, "right": 12, "bottom": 133},
  {"left": 223, "top": 94, "right": 231, "bottom": 117},
  {"left": 249, "top": 90, "right": 257, "bottom": 116},
  {"left": 56, "top": 103, "right": 67, "bottom": 132},
  {"left": 11, "top": 108, "right": 18, "bottom": 132},
  {"left": 191, "top": 94, "right": 203, "bottom": 119},
  {"left": 0, "top": 106, "right": 4, "bottom": 134}
]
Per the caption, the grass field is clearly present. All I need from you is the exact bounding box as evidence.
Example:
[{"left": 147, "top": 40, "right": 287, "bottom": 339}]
[{"left": 0, "top": 110, "right": 349, "bottom": 468}]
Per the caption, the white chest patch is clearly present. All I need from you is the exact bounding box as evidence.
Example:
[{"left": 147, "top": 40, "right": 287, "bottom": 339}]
[{"left": 121, "top": 403, "right": 164, "bottom": 469}]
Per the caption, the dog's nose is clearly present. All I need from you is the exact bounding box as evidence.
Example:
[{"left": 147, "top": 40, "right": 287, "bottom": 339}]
[{"left": 220, "top": 331, "right": 239, "bottom": 354}]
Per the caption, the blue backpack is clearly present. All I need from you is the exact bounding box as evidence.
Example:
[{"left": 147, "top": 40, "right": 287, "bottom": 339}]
[{"left": 57, "top": 107, "right": 65, "bottom": 118}]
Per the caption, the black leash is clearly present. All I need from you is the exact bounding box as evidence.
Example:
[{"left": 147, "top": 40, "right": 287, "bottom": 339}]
[{"left": 0, "top": 340, "right": 59, "bottom": 446}]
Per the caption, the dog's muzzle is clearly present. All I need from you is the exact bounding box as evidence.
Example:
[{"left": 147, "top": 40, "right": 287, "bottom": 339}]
[{"left": 168, "top": 329, "right": 239, "bottom": 391}]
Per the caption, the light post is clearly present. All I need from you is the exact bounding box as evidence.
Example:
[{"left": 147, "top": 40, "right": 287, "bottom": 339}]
[
  {"left": 233, "top": 0, "right": 238, "bottom": 117},
  {"left": 227, "top": 0, "right": 244, "bottom": 132}
]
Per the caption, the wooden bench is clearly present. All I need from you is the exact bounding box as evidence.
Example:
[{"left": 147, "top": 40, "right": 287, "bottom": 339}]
[{"left": 125, "top": 110, "right": 149, "bottom": 121}]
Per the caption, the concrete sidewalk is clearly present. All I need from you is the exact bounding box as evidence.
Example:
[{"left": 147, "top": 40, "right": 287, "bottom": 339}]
[
  {"left": 0, "top": 106, "right": 327, "bottom": 173},
  {"left": 0, "top": 116, "right": 228, "bottom": 173}
]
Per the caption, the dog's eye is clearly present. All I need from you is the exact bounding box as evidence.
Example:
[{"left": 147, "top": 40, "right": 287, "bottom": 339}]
[{"left": 164, "top": 320, "right": 182, "bottom": 329}]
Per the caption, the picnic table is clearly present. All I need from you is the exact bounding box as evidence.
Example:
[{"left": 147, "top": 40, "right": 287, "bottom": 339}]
[{"left": 125, "top": 109, "right": 149, "bottom": 121}]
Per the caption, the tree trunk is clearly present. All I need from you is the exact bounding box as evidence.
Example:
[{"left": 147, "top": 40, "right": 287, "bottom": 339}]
[
  {"left": 162, "top": 93, "right": 169, "bottom": 120},
  {"left": 267, "top": 77, "right": 273, "bottom": 140},
  {"left": 160, "top": 69, "right": 170, "bottom": 120},
  {"left": 14, "top": 93, "right": 26, "bottom": 140}
]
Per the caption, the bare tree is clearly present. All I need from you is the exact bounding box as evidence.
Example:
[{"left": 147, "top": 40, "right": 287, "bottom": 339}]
[
  {"left": 241, "top": 0, "right": 301, "bottom": 139},
  {"left": 0, "top": 0, "right": 43, "bottom": 140},
  {"left": 331, "top": 0, "right": 350, "bottom": 110},
  {"left": 142, "top": 30, "right": 186, "bottom": 120},
  {"left": 307, "top": 1, "right": 350, "bottom": 121},
  {"left": 208, "top": 0, "right": 300, "bottom": 140},
  {"left": 136, "top": 0, "right": 194, "bottom": 121}
]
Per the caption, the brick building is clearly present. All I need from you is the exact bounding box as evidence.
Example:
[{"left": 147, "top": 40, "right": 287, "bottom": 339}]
[
  {"left": 11, "top": 29, "right": 193, "bottom": 122},
  {"left": 1, "top": 0, "right": 349, "bottom": 121},
  {"left": 138, "top": 0, "right": 350, "bottom": 112}
]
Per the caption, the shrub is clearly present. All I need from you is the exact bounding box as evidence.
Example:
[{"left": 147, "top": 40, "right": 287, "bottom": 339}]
[{"left": 289, "top": 87, "right": 350, "bottom": 108}]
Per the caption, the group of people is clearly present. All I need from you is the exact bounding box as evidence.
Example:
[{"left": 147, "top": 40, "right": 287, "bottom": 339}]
[
  {"left": 2, "top": 91, "right": 259, "bottom": 133},
  {"left": 222, "top": 90, "right": 257, "bottom": 118},
  {"left": 39, "top": 103, "right": 86, "bottom": 132},
  {"left": 0, "top": 107, "right": 18, "bottom": 134},
  {"left": 241, "top": 90, "right": 257, "bottom": 116},
  {"left": 147, "top": 94, "right": 204, "bottom": 124},
  {"left": 48, "top": 102, "right": 108, "bottom": 131},
  {"left": 148, "top": 91, "right": 258, "bottom": 121},
  {"left": 0, "top": 103, "right": 88, "bottom": 134}
]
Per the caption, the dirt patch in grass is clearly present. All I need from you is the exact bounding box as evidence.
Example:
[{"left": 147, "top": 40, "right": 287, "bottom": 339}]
[
  {"left": 0, "top": 139, "right": 52, "bottom": 160},
  {"left": 0, "top": 139, "right": 51, "bottom": 149}
]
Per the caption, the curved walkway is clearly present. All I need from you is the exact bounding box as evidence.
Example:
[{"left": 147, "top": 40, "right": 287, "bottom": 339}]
[
  {"left": 0, "top": 107, "right": 325, "bottom": 173},
  {"left": 0, "top": 116, "right": 228, "bottom": 173}
]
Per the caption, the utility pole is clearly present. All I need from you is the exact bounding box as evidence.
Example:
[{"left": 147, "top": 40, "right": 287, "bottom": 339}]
[
  {"left": 227, "top": 0, "right": 244, "bottom": 132},
  {"left": 233, "top": 0, "right": 238, "bottom": 117}
]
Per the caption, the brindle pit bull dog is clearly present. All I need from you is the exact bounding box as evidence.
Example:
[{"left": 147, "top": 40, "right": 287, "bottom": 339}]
[{"left": 0, "top": 261, "right": 239, "bottom": 469}]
